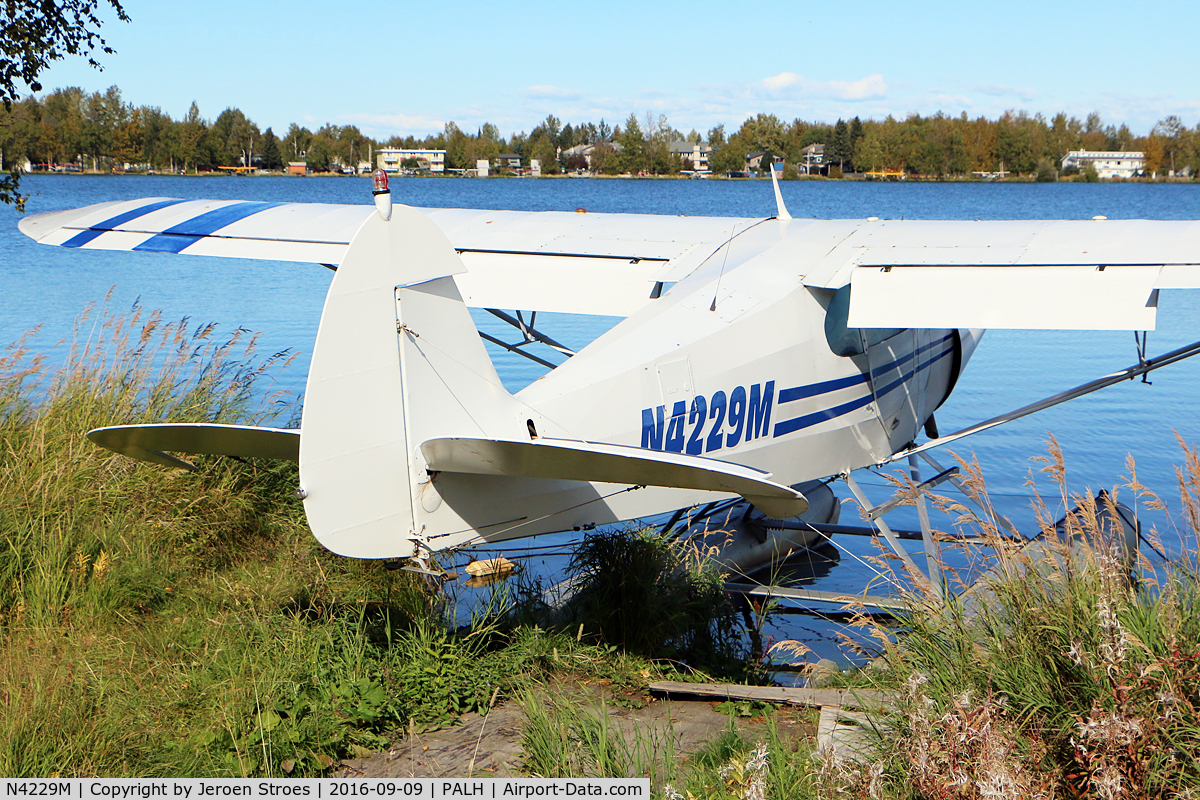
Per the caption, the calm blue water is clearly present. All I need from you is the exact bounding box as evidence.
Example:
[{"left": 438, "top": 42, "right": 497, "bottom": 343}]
[{"left": 5, "top": 175, "right": 1200, "bottom": 661}]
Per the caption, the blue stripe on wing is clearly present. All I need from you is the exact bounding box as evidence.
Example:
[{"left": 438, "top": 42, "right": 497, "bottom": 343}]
[
  {"left": 133, "top": 202, "right": 282, "bottom": 253},
  {"left": 62, "top": 199, "right": 187, "bottom": 248}
]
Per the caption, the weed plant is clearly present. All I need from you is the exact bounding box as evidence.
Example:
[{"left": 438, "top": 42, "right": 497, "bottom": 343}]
[{"left": 552, "top": 528, "right": 758, "bottom": 679}]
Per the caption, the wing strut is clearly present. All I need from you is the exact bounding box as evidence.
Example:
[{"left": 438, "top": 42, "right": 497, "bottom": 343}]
[
  {"left": 886, "top": 336, "right": 1200, "bottom": 463},
  {"left": 478, "top": 308, "right": 575, "bottom": 370}
]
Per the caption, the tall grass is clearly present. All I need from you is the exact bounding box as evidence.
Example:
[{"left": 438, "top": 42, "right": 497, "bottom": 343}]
[
  {"left": 0, "top": 302, "right": 654, "bottom": 777},
  {"left": 553, "top": 527, "right": 756, "bottom": 678},
  {"left": 844, "top": 441, "right": 1200, "bottom": 799}
]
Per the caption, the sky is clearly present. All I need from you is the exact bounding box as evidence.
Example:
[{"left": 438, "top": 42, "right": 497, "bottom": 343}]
[{"left": 26, "top": 0, "right": 1200, "bottom": 141}]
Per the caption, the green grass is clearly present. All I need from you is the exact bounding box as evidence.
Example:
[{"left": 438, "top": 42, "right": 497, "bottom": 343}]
[
  {"left": 0, "top": 302, "right": 659, "bottom": 777},
  {"left": 11, "top": 301, "right": 1200, "bottom": 796}
]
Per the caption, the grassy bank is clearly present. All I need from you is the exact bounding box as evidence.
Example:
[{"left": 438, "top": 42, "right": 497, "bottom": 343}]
[
  {"left": 0, "top": 303, "right": 754, "bottom": 778},
  {"left": 7, "top": 302, "right": 1200, "bottom": 796}
]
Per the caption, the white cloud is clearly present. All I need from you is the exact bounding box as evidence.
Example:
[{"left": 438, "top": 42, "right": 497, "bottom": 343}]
[
  {"left": 973, "top": 83, "right": 1037, "bottom": 101},
  {"left": 762, "top": 72, "right": 803, "bottom": 91},
  {"left": 522, "top": 84, "right": 585, "bottom": 100},
  {"left": 829, "top": 74, "right": 887, "bottom": 101},
  {"left": 759, "top": 72, "right": 887, "bottom": 101},
  {"left": 338, "top": 112, "right": 445, "bottom": 138}
]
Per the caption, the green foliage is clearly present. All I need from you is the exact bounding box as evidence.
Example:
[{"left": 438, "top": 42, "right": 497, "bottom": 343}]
[
  {"left": 1035, "top": 157, "right": 1058, "bottom": 182},
  {"left": 713, "top": 699, "right": 773, "bottom": 719},
  {"left": 259, "top": 128, "right": 282, "bottom": 170},
  {"left": 556, "top": 528, "right": 753, "bottom": 677},
  {"left": 0, "top": 302, "right": 661, "bottom": 777},
  {"left": 5, "top": 76, "right": 1193, "bottom": 184},
  {"left": 520, "top": 693, "right": 676, "bottom": 781},
  {"left": 0, "top": 0, "right": 128, "bottom": 206},
  {"left": 1084, "top": 163, "right": 1101, "bottom": 182}
]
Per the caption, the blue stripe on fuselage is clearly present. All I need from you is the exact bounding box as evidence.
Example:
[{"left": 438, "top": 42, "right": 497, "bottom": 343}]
[
  {"left": 778, "top": 373, "right": 867, "bottom": 404},
  {"left": 869, "top": 332, "right": 956, "bottom": 380},
  {"left": 772, "top": 393, "right": 875, "bottom": 437},
  {"left": 62, "top": 199, "right": 188, "bottom": 248},
  {"left": 133, "top": 202, "right": 281, "bottom": 253},
  {"left": 872, "top": 339, "right": 957, "bottom": 398},
  {"left": 771, "top": 336, "right": 957, "bottom": 439}
]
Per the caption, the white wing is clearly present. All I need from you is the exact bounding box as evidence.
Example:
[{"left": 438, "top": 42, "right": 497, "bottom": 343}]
[
  {"left": 22, "top": 199, "right": 1200, "bottom": 328},
  {"left": 18, "top": 198, "right": 758, "bottom": 317},
  {"left": 793, "top": 218, "right": 1200, "bottom": 330}
]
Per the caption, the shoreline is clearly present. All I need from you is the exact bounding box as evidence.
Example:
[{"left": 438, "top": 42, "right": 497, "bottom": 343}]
[{"left": 5, "top": 169, "right": 1195, "bottom": 184}]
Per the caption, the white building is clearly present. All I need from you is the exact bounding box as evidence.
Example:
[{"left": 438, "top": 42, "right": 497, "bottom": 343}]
[
  {"left": 1060, "top": 150, "right": 1144, "bottom": 179},
  {"left": 376, "top": 148, "right": 446, "bottom": 174}
]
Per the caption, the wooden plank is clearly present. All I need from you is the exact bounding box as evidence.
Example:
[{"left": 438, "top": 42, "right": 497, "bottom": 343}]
[
  {"left": 723, "top": 583, "right": 908, "bottom": 611},
  {"left": 649, "top": 681, "right": 894, "bottom": 710}
]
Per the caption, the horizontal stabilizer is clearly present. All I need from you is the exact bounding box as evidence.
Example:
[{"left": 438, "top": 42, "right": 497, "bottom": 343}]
[
  {"left": 420, "top": 436, "right": 809, "bottom": 519},
  {"left": 88, "top": 423, "right": 300, "bottom": 470}
]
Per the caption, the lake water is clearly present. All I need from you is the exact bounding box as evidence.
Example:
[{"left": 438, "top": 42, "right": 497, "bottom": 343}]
[{"left": 4, "top": 175, "right": 1200, "bottom": 663}]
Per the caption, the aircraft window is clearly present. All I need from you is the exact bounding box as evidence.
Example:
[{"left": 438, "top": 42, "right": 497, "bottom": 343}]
[{"left": 823, "top": 285, "right": 903, "bottom": 356}]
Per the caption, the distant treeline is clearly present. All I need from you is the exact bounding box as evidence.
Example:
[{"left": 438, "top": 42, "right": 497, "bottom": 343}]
[{"left": 2, "top": 84, "right": 1198, "bottom": 178}]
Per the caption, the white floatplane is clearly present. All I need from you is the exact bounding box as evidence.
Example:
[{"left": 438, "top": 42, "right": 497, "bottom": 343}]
[{"left": 16, "top": 171, "right": 1200, "bottom": 581}]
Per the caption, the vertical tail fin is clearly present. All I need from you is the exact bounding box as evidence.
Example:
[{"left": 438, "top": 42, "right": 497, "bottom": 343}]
[{"left": 298, "top": 205, "right": 526, "bottom": 559}]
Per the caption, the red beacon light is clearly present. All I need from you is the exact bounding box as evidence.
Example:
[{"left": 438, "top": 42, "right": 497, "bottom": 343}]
[
  {"left": 371, "top": 168, "right": 392, "bottom": 221},
  {"left": 372, "top": 167, "right": 389, "bottom": 195}
]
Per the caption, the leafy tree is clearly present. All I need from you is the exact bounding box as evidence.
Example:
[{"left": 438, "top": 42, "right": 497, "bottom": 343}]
[
  {"left": 442, "top": 121, "right": 469, "bottom": 169},
  {"left": 1034, "top": 158, "right": 1057, "bottom": 182},
  {"left": 259, "top": 127, "right": 282, "bottom": 170},
  {"left": 855, "top": 130, "right": 886, "bottom": 171},
  {"left": 212, "top": 107, "right": 256, "bottom": 166},
  {"left": 177, "top": 101, "right": 204, "bottom": 172},
  {"left": 617, "top": 112, "right": 644, "bottom": 173},
  {"left": 282, "top": 123, "right": 311, "bottom": 162},
  {"left": 588, "top": 142, "right": 617, "bottom": 174},
  {"left": 110, "top": 106, "right": 140, "bottom": 166},
  {"left": 42, "top": 86, "right": 85, "bottom": 160},
  {"left": 1143, "top": 135, "right": 1164, "bottom": 176},
  {"left": 1, "top": 0, "right": 129, "bottom": 207},
  {"left": 138, "top": 105, "right": 171, "bottom": 168},
  {"left": 305, "top": 137, "right": 330, "bottom": 172},
  {"left": 78, "top": 85, "right": 126, "bottom": 169},
  {"left": 527, "top": 135, "right": 558, "bottom": 174},
  {"left": 1081, "top": 111, "right": 1107, "bottom": 151},
  {"left": 1153, "top": 115, "right": 1185, "bottom": 174}
]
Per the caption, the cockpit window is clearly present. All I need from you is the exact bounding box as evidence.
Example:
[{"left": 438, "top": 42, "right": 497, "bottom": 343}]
[{"left": 823, "top": 284, "right": 903, "bottom": 356}]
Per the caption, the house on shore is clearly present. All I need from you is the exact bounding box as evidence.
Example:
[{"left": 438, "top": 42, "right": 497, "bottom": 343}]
[
  {"left": 668, "top": 141, "right": 712, "bottom": 174},
  {"left": 1060, "top": 150, "right": 1144, "bottom": 179},
  {"left": 493, "top": 153, "right": 522, "bottom": 171},
  {"left": 560, "top": 142, "right": 623, "bottom": 171},
  {"left": 745, "top": 152, "right": 784, "bottom": 173},
  {"left": 376, "top": 148, "right": 446, "bottom": 174},
  {"left": 801, "top": 143, "right": 825, "bottom": 175}
]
